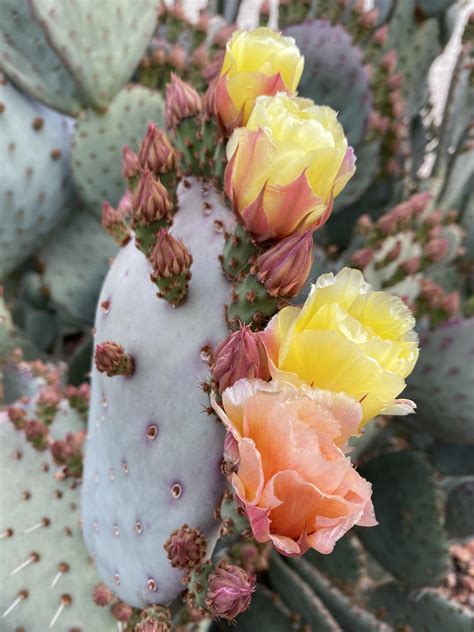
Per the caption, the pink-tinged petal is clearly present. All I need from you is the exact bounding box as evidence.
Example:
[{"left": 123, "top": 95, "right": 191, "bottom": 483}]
[
  {"left": 270, "top": 534, "right": 302, "bottom": 557},
  {"left": 236, "top": 181, "right": 274, "bottom": 241},
  {"left": 263, "top": 170, "right": 329, "bottom": 240},
  {"left": 211, "top": 390, "right": 241, "bottom": 439},
  {"left": 242, "top": 502, "right": 271, "bottom": 543},
  {"left": 223, "top": 431, "right": 240, "bottom": 468},
  {"left": 381, "top": 398, "right": 416, "bottom": 416},
  {"left": 332, "top": 146, "right": 356, "bottom": 197},
  {"left": 221, "top": 379, "right": 279, "bottom": 437},
  {"left": 234, "top": 438, "right": 265, "bottom": 504},
  {"left": 358, "top": 498, "right": 377, "bottom": 527},
  {"left": 215, "top": 74, "right": 243, "bottom": 135}
]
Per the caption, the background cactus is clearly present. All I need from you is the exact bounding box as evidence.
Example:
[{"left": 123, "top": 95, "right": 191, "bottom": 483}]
[{"left": 1, "top": 0, "right": 473, "bottom": 630}]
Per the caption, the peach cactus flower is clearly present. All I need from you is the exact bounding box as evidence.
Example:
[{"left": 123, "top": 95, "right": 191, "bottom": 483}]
[
  {"left": 225, "top": 93, "right": 356, "bottom": 242},
  {"left": 212, "top": 379, "right": 376, "bottom": 557}
]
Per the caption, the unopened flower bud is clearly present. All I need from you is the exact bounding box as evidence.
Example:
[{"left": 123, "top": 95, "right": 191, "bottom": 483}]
[
  {"left": 205, "top": 560, "right": 255, "bottom": 620},
  {"left": 102, "top": 201, "right": 131, "bottom": 246},
  {"left": 441, "top": 291, "right": 460, "bottom": 316},
  {"left": 373, "top": 25, "right": 389, "bottom": 46},
  {"left": 213, "top": 325, "right": 270, "bottom": 393},
  {"left": 381, "top": 50, "right": 397, "bottom": 73},
  {"left": 387, "top": 240, "right": 402, "bottom": 262},
  {"left": 168, "top": 43, "right": 186, "bottom": 70},
  {"left": 138, "top": 123, "right": 177, "bottom": 174},
  {"left": 351, "top": 247, "right": 374, "bottom": 268},
  {"left": 51, "top": 431, "right": 85, "bottom": 477},
  {"left": 92, "top": 583, "right": 114, "bottom": 607},
  {"left": 150, "top": 229, "right": 193, "bottom": 307},
  {"left": 24, "top": 419, "right": 49, "bottom": 451},
  {"left": 95, "top": 341, "right": 134, "bottom": 377},
  {"left": 424, "top": 238, "right": 449, "bottom": 262},
  {"left": 165, "top": 74, "right": 203, "bottom": 129},
  {"left": 164, "top": 524, "right": 207, "bottom": 570},
  {"left": 254, "top": 231, "right": 313, "bottom": 298},
  {"left": 7, "top": 405, "right": 27, "bottom": 429},
  {"left": 133, "top": 170, "right": 172, "bottom": 226},
  {"left": 401, "top": 256, "right": 420, "bottom": 274},
  {"left": 111, "top": 602, "right": 133, "bottom": 622},
  {"left": 122, "top": 145, "right": 139, "bottom": 180},
  {"left": 356, "top": 214, "right": 374, "bottom": 234}
]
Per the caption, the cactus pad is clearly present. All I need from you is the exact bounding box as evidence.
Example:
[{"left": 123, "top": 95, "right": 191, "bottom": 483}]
[
  {"left": 71, "top": 85, "right": 164, "bottom": 213},
  {"left": 82, "top": 179, "right": 234, "bottom": 607},
  {"left": 0, "top": 80, "right": 71, "bottom": 276}
]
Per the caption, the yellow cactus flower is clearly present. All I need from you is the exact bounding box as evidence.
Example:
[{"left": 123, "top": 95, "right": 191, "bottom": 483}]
[
  {"left": 212, "top": 27, "right": 304, "bottom": 134},
  {"left": 224, "top": 93, "right": 356, "bottom": 241},
  {"left": 261, "top": 268, "right": 419, "bottom": 424}
]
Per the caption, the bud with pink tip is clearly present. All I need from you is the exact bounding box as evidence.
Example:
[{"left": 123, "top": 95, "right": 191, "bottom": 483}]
[
  {"left": 36, "top": 384, "right": 62, "bottom": 425},
  {"left": 253, "top": 231, "right": 313, "bottom": 298},
  {"left": 111, "top": 601, "right": 133, "bottom": 622},
  {"left": 212, "top": 325, "right": 270, "bottom": 393},
  {"left": 441, "top": 291, "right": 460, "bottom": 317},
  {"left": 356, "top": 214, "right": 375, "bottom": 235},
  {"left": 7, "top": 405, "right": 27, "bottom": 429},
  {"left": 150, "top": 229, "right": 193, "bottom": 307},
  {"left": 95, "top": 341, "right": 134, "bottom": 377},
  {"left": 381, "top": 50, "right": 397, "bottom": 73},
  {"left": 92, "top": 583, "right": 114, "bottom": 607},
  {"left": 373, "top": 24, "right": 389, "bottom": 46},
  {"left": 102, "top": 201, "right": 131, "bottom": 246},
  {"left": 24, "top": 419, "right": 49, "bottom": 451},
  {"left": 424, "top": 238, "right": 449, "bottom": 262},
  {"left": 401, "top": 256, "right": 421, "bottom": 275},
  {"left": 132, "top": 169, "right": 172, "bottom": 226},
  {"left": 122, "top": 145, "right": 139, "bottom": 180},
  {"left": 138, "top": 123, "right": 177, "bottom": 174},
  {"left": 205, "top": 560, "right": 256, "bottom": 620},
  {"left": 168, "top": 43, "right": 186, "bottom": 71},
  {"left": 65, "top": 383, "right": 90, "bottom": 419},
  {"left": 165, "top": 73, "right": 203, "bottom": 129},
  {"left": 51, "top": 431, "right": 85, "bottom": 478},
  {"left": 164, "top": 524, "right": 207, "bottom": 570},
  {"left": 351, "top": 247, "right": 374, "bottom": 268}
]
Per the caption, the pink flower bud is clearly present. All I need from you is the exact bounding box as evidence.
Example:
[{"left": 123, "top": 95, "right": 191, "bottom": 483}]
[
  {"left": 254, "top": 231, "right": 313, "bottom": 298},
  {"left": 351, "top": 247, "right": 374, "bottom": 268},
  {"left": 356, "top": 214, "right": 374, "bottom": 234},
  {"left": 164, "top": 524, "right": 207, "bottom": 570},
  {"left": 122, "top": 145, "right": 139, "bottom": 179},
  {"left": 420, "top": 279, "right": 444, "bottom": 307},
  {"left": 387, "top": 240, "right": 402, "bottom": 262},
  {"left": 7, "top": 405, "right": 27, "bottom": 429},
  {"left": 150, "top": 229, "right": 192, "bottom": 279},
  {"left": 165, "top": 74, "right": 203, "bottom": 129},
  {"left": 102, "top": 201, "right": 131, "bottom": 246},
  {"left": 92, "top": 583, "right": 114, "bottom": 607},
  {"left": 358, "top": 8, "right": 378, "bottom": 28},
  {"left": 132, "top": 170, "right": 172, "bottom": 225},
  {"left": 428, "top": 225, "right": 442, "bottom": 239},
  {"left": 401, "top": 256, "right": 420, "bottom": 274},
  {"left": 388, "top": 74, "right": 403, "bottom": 89},
  {"left": 205, "top": 560, "right": 256, "bottom": 620},
  {"left": 409, "top": 192, "right": 431, "bottom": 215},
  {"left": 441, "top": 291, "right": 460, "bottom": 316},
  {"left": 374, "top": 25, "right": 389, "bottom": 46},
  {"left": 424, "top": 209, "right": 442, "bottom": 227},
  {"left": 24, "top": 419, "right": 49, "bottom": 451},
  {"left": 118, "top": 190, "right": 133, "bottom": 216},
  {"left": 111, "top": 602, "right": 133, "bottom": 622},
  {"left": 424, "top": 238, "right": 449, "bottom": 262},
  {"left": 138, "top": 123, "right": 177, "bottom": 174},
  {"left": 212, "top": 325, "right": 270, "bottom": 393},
  {"left": 190, "top": 42, "right": 209, "bottom": 69},
  {"left": 382, "top": 50, "right": 397, "bottom": 73},
  {"left": 168, "top": 43, "right": 186, "bottom": 70},
  {"left": 95, "top": 341, "right": 134, "bottom": 377}
]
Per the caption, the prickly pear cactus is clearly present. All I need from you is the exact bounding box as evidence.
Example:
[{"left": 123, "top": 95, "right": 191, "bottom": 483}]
[
  {"left": 0, "top": 78, "right": 71, "bottom": 277},
  {"left": 82, "top": 180, "right": 233, "bottom": 607},
  {"left": 0, "top": 417, "right": 119, "bottom": 631}
]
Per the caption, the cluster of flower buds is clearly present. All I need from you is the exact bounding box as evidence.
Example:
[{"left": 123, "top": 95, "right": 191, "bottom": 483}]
[
  {"left": 350, "top": 193, "right": 465, "bottom": 325},
  {"left": 50, "top": 431, "right": 86, "bottom": 478},
  {"left": 94, "top": 341, "right": 135, "bottom": 377}
]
